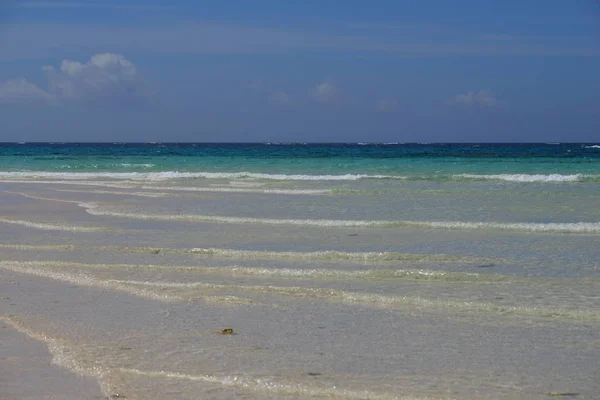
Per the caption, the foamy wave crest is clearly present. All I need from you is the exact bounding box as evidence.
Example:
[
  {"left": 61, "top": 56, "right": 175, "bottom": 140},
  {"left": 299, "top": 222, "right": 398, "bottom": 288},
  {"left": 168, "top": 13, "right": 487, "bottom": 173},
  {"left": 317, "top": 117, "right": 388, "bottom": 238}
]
[
  {"left": 84, "top": 206, "right": 399, "bottom": 227},
  {"left": 114, "top": 279, "right": 600, "bottom": 321},
  {"left": 4, "top": 260, "right": 506, "bottom": 282},
  {"left": 9, "top": 192, "right": 599, "bottom": 234},
  {"left": 584, "top": 145, "right": 600, "bottom": 149},
  {"left": 3, "top": 260, "right": 595, "bottom": 321},
  {"left": 137, "top": 185, "right": 329, "bottom": 195},
  {"left": 83, "top": 204, "right": 600, "bottom": 233},
  {"left": 0, "top": 319, "right": 422, "bottom": 400},
  {"left": 0, "top": 179, "right": 141, "bottom": 189},
  {"left": 0, "top": 244, "right": 491, "bottom": 264},
  {"left": 119, "top": 369, "right": 419, "bottom": 400},
  {"left": 51, "top": 189, "right": 171, "bottom": 198},
  {"left": 0, "top": 171, "right": 403, "bottom": 181},
  {"left": 0, "top": 244, "right": 78, "bottom": 251},
  {"left": 0, "top": 180, "right": 328, "bottom": 195},
  {"left": 183, "top": 248, "right": 485, "bottom": 263},
  {"left": 411, "top": 220, "right": 600, "bottom": 233},
  {"left": 189, "top": 265, "right": 514, "bottom": 283},
  {"left": 454, "top": 173, "right": 585, "bottom": 183},
  {"left": 0, "top": 217, "right": 107, "bottom": 232},
  {"left": 117, "top": 163, "right": 156, "bottom": 168},
  {"left": 0, "top": 261, "right": 253, "bottom": 305},
  {"left": 0, "top": 316, "right": 112, "bottom": 396}
]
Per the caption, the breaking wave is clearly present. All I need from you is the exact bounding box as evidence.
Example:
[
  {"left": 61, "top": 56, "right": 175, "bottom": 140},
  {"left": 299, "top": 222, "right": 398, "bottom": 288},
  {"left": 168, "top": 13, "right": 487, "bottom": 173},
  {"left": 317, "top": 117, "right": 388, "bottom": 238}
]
[
  {"left": 0, "top": 171, "right": 404, "bottom": 181},
  {"left": 453, "top": 174, "right": 589, "bottom": 183},
  {"left": 1, "top": 171, "right": 598, "bottom": 184},
  {"left": 0, "top": 180, "right": 329, "bottom": 195}
]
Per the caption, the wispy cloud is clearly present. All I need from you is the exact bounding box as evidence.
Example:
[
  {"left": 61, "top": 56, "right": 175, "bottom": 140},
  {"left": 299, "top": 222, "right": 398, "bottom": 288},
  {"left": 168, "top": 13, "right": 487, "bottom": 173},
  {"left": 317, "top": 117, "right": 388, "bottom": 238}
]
[
  {"left": 16, "top": 2, "right": 167, "bottom": 10},
  {"left": 269, "top": 91, "right": 293, "bottom": 109},
  {"left": 1, "top": 22, "right": 598, "bottom": 62},
  {"left": 248, "top": 81, "right": 293, "bottom": 110},
  {"left": 446, "top": 90, "right": 500, "bottom": 108},
  {"left": 311, "top": 81, "right": 337, "bottom": 103}
]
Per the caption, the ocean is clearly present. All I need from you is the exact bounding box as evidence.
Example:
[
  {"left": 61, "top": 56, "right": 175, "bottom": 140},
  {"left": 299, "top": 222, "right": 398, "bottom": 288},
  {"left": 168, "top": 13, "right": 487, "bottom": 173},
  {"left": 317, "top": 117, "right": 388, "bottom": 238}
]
[{"left": 1, "top": 143, "right": 599, "bottom": 399}]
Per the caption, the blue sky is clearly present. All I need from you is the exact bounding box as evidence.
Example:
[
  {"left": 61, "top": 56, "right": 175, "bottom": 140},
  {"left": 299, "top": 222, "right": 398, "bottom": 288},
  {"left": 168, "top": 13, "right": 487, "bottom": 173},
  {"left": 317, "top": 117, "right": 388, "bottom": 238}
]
[{"left": 0, "top": 0, "right": 599, "bottom": 142}]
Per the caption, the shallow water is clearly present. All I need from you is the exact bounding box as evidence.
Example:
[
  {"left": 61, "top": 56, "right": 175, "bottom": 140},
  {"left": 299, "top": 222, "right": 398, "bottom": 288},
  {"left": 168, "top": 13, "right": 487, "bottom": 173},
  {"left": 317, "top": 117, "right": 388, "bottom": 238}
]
[{"left": 1, "top": 143, "right": 599, "bottom": 399}]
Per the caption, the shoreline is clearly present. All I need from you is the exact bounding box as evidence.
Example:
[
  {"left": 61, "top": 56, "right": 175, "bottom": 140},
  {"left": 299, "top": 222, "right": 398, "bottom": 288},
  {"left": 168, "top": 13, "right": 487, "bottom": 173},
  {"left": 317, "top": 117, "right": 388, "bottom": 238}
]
[{"left": 0, "top": 321, "right": 105, "bottom": 400}]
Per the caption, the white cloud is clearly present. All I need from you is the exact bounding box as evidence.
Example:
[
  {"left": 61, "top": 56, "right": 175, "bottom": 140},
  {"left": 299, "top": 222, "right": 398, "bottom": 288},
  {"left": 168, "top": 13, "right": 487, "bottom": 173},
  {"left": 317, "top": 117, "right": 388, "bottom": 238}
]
[
  {"left": 0, "top": 53, "right": 148, "bottom": 106},
  {"left": 377, "top": 98, "right": 400, "bottom": 112},
  {"left": 311, "top": 81, "right": 336, "bottom": 103},
  {"left": 446, "top": 90, "right": 499, "bottom": 108},
  {"left": 43, "top": 53, "right": 145, "bottom": 100},
  {"left": 0, "top": 79, "right": 57, "bottom": 105}
]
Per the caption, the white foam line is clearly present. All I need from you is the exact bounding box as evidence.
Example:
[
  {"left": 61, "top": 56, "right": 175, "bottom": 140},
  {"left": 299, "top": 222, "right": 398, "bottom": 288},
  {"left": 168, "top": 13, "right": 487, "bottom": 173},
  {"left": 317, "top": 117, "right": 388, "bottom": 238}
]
[
  {"left": 0, "top": 179, "right": 137, "bottom": 188},
  {"left": 51, "top": 189, "right": 171, "bottom": 198},
  {"left": 1, "top": 319, "right": 425, "bottom": 400},
  {"left": 2, "top": 260, "right": 506, "bottom": 283},
  {"left": 0, "top": 317, "right": 113, "bottom": 398},
  {"left": 454, "top": 173, "right": 586, "bottom": 183},
  {"left": 109, "top": 278, "right": 600, "bottom": 321},
  {"left": 0, "top": 217, "right": 107, "bottom": 232},
  {"left": 4, "top": 191, "right": 82, "bottom": 204},
  {"left": 8, "top": 192, "right": 600, "bottom": 234},
  {"left": 86, "top": 206, "right": 600, "bottom": 233},
  {"left": 0, "top": 180, "right": 330, "bottom": 195},
  {"left": 119, "top": 368, "right": 427, "bottom": 400},
  {"left": 0, "top": 171, "right": 405, "bottom": 181},
  {"left": 85, "top": 206, "right": 396, "bottom": 227},
  {"left": 183, "top": 248, "right": 483, "bottom": 263},
  {"left": 414, "top": 220, "right": 600, "bottom": 233},
  {"left": 0, "top": 261, "right": 251, "bottom": 305},
  {"left": 0, "top": 244, "right": 488, "bottom": 264},
  {"left": 137, "top": 185, "right": 329, "bottom": 195},
  {"left": 2, "top": 261, "right": 595, "bottom": 320},
  {"left": 0, "top": 262, "right": 175, "bottom": 300}
]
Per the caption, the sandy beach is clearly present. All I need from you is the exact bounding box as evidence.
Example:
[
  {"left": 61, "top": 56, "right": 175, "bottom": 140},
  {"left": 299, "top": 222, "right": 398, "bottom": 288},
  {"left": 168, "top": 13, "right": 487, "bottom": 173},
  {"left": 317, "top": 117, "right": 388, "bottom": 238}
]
[
  {"left": 0, "top": 321, "right": 104, "bottom": 400},
  {"left": 1, "top": 143, "right": 599, "bottom": 399}
]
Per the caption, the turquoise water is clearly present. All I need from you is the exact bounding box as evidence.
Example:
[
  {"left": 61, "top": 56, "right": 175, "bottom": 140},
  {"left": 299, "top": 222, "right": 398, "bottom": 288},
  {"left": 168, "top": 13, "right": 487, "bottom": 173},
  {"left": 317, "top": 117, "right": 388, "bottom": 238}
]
[
  {"left": 1, "top": 142, "right": 599, "bottom": 399},
  {"left": 2, "top": 143, "right": 600, "bottom": 179}
]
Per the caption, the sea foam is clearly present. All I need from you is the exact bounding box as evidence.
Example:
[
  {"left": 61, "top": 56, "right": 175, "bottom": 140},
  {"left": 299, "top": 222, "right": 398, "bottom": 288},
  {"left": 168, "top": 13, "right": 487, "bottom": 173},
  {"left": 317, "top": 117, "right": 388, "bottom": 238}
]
[
  {"left": 84, "top": 204, "right": 600, "bottom": 233},
  {"left": 454, "top": 173, "right": 585, "bottom": 183},
  {"left": 0, "top": 217, "right": 108, "bottom": 232},
  {"left": 7, "top": 192, "right": 600, "bottom": 234},
  {"left": 0, "top": 171, "right": 403, "bottom": 181}
]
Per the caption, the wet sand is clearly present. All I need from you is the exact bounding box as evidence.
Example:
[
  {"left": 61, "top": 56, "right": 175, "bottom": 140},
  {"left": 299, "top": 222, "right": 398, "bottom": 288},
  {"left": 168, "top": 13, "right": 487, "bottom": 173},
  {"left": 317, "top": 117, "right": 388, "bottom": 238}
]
[
  {"left": 0, "top": 321, "right": 104, "bottom": 400},
  {"left": 1, "top": 179, "right": 599, "bottom": 399}
]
